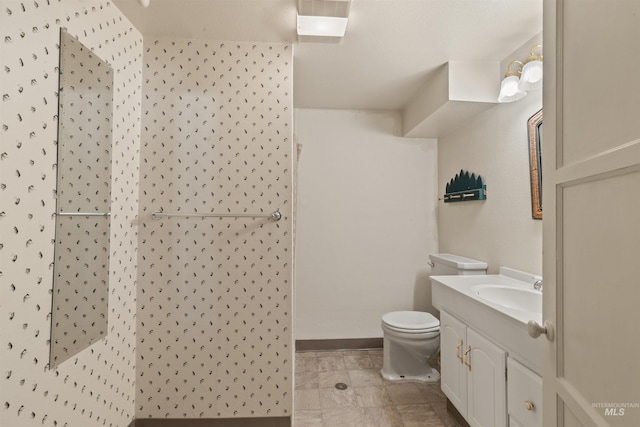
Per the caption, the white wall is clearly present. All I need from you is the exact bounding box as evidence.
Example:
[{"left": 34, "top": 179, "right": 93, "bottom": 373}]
[
  {"left": 295, "top": 109, "right": 438, "bottom": 340},
  {"left": 437, "top": 91, "right": 543, "bottom": 275},
  {"left": 0, "top": 2, "right": 142, "bottom": 426}
]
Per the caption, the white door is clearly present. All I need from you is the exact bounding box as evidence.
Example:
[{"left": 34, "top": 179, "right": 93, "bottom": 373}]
[{"left": 542, "top": 1, "right": 640, "bottom": 426}]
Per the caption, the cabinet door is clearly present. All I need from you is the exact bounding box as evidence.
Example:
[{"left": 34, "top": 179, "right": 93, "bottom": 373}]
[
  {"left": 507, "top": 357, "right": 542, "bottom": 427},
  {"left": 440, "top": 310, "right": 468, "bottom": 416},
  {"left": 466, "top": 328, "right": 507, "bottom": 427}
]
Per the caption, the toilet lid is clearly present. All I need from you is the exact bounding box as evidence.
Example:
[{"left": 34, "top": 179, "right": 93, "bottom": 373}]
[{"left": 382, "top": 311, "right": 439, "bottom": 331}]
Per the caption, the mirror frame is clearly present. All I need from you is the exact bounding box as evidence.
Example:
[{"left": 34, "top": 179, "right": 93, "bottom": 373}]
[{"left": 528, "top": 109, "right": 543, "bottom": 220}]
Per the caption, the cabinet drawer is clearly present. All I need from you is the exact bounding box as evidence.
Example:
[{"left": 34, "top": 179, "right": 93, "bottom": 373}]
[{"left": 507, "top": 358, "right": 542, "bottom": 427}]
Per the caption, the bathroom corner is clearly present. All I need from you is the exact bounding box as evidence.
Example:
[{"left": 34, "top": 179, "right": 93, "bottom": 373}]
[{"left": 437, "top": 87, "right": 543, "bottom": 276}]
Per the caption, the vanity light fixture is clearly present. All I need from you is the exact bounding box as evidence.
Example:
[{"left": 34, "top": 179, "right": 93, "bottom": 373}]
[
  {"left": 518, "top": 44, "right": 543, "bottom": 91},
  {"left": 498, "top": 44, "right": 543, "bottom": 103},
  {"left": 296, "top": 15, "right": 349, "bottom": 37},
  {"left": 498, "top": 60, "right": 527, "bottom": 103}
]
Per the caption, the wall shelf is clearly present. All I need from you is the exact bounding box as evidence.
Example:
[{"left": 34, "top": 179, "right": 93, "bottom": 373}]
[{"left": 443, "top": 170, "right": 487, "bottom": 203}]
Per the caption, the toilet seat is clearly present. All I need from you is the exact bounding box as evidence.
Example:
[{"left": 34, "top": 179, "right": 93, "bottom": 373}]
[{"left": 382, "top": 311, "right": 439, "bottom": 334}]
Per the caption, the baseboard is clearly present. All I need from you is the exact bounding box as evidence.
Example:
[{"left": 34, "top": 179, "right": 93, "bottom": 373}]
[
  {"left": 132, "top": 417, "right": 290, "bottom": 427},
  {"left": 295, "top": 338, "right": 383, "bottom": 351},
  {"left": 446, "top": 399, "right": 470, "bottom": 427}
]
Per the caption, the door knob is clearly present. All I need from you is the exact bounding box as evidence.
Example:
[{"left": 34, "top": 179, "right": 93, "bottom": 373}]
[{"left": 527, "top": 320, "right": 554, "bottom": 340}]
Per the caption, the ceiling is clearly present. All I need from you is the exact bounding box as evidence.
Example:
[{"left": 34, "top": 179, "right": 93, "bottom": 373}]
[{"left": 111, "top": 0, "right": 542, "bottom": 111}]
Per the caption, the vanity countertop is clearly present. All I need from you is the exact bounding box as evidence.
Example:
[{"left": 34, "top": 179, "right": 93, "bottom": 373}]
[
  {"left": 431, "top": 267, "right": 543, "bottom": 374},
  {"left": 430, "top": 267, "right": 542, "bottom": 325}
]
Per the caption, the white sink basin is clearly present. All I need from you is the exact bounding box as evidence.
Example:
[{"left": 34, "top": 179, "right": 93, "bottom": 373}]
[
  {"left": 431, "top": 267, "right": 544, "bottom": 374},
  {"left": 431, "top": 267, "right": 543, "bottom": 325},
  {"left": 472, "top": 284, "right": 541, "bottom": 313}
]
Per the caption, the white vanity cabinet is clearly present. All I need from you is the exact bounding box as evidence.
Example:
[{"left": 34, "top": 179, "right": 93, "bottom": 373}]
[
  {"left": 440, "top": 310, "right": 507, "bottom": 427},
  {"left": 432, "top": 270, "right": 544, "bottom": 427},
  {"left": 507, "top": 358, "right": 542, "bottom": 427}
]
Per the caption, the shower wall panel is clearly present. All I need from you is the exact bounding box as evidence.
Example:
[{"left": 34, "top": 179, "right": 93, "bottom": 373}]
[
  {"left": 0, "top": 2, "right": 142, "bottom": 427},
  {"left": 137, "top": 38, "right": 293, "bottom": 419}
]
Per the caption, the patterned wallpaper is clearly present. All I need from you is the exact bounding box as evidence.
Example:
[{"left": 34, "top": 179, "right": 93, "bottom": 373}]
[
  {"left": 136, "top": 39, "right": 293, "bottom": 419},
  {"left": 1, "top": 1, "right": 142, "bottom": 426}
]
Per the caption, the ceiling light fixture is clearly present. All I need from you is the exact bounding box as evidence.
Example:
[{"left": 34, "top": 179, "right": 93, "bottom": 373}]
[
  {"left": 296, "top": 15, "right": 349, "bottom": 37},
  {"left": 498, "top": 60, "right": 527, "bottom": 103},
  {"left": 518, "top": 44, "right": 543, "bottom": 91},
  {"left": 498, "top": 44, "right": 543, "bottom": 103}
]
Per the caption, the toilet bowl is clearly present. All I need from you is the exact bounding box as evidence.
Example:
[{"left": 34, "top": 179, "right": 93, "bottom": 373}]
[
  {"left": 380, "top": 254, "right": 487, "bottom": 383},
  {"left": 380, "top": 311, "right": 441, "bottom": 382}
]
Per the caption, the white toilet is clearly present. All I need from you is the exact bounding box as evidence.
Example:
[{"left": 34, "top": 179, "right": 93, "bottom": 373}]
[{"left": 380, "top": 253, "right": 487, "bottom": 382}]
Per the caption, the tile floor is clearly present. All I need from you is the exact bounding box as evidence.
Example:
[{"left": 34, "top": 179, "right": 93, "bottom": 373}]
[{"left": 294, "top": 349, "right": 462, "bottom": 427}]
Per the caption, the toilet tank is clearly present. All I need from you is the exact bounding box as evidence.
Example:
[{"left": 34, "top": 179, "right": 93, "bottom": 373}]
[{"left": 429, "top": 253, "right": 487, "bottom": 276}]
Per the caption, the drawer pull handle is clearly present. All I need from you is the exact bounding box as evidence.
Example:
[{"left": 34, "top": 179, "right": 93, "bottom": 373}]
[
  {"left": 524, "top": 400, "right": 535, "bottom": 411},
  {"left": 456, "top": 340, "right": 463, "bottom": 363},
  {"left": 463, "top": 345, "right": 472, "bottom": 371}
]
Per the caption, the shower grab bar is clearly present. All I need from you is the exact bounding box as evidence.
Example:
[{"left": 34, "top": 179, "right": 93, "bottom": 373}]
[
  {"left": 55, "top": 212, "right": 110, "bottom": 217},
  {"left": 151, "top": 209, "right": 282, "bottom": 222}
]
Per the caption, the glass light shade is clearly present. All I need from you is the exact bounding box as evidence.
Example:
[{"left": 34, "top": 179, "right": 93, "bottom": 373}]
[
  {"left": 297, "top": 15, "right": 349, "bottom": 37},
  {"left": 519, "top": 60, "right": 543, "bottom": 90},
  {"left": 498, "top": 75, "right": 527, "bottom": 103}
]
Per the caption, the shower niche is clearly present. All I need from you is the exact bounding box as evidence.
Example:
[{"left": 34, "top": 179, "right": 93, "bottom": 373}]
[{"left": 49, "top": 29, "right": 114, "bottom": 368}]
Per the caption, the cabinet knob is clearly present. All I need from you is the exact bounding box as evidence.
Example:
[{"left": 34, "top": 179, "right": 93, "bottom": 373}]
[{"left": 524, "top": 400, "right": 535, "bottom": 411}]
